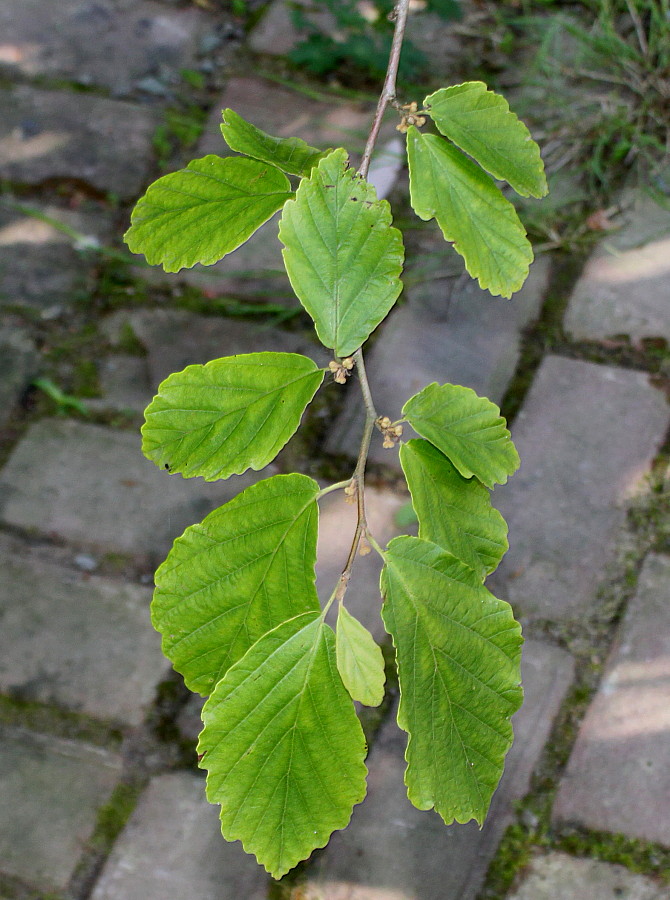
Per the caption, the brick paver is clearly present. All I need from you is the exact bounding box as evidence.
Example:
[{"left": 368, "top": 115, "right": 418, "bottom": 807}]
[
  {"left": 508, "top": 852, "right": 666, "bottom": 900},
  {"left": 0, "top": 419, "right": 260, "bottom": 561},
  {"left": 553, "top": 553, "right": 670, "bottom": 845},
  {"left": 326, "top": 247, "right": 550, "bottom": 465},
  {"left": 0, "top": 0, "right": 207, "bottom": 96},
  {"left": 0, "top": 197, "right": 111, "bottom": 313},
  {"left": 0, "top": 325, "right": 37, "bottom": 425},
  {"left": 88, "top": 354, "right": 152, "bottom": 416},
  {"left": 304, "top": 640, "right": 574, "bottom": 900},
  {"left": 0, "top": 533, "right": 167, "bottom": 726},
  {"left": 0, "top": 726, "right": 121, "bottom": 891},
  {"left": 91, "top": 772, "right": 269, "bottom": 900},
  {"left": 0, "top": 87, "right": 158, "bottom": 198},
  {"left": 565, "top": 188, "right": 670, "bottom": 343},
  {"left": 490, "top": 356, "right": 670, "bottom": 623}
]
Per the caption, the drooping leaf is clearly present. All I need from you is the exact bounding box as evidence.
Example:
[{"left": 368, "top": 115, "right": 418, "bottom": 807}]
[
  {"left": 336, "top": 605, "right": 386, "bottom": 707},
  {"left": 198, "top": 613, "right": 368, "bottom": 878},
  {"left": 279, "top": 147, "right": 404, "bottom": 356},
  {"left": 406, "top": 127, "right": 532, "bottom": 297},
  {"left": 142, "top": 352, "right": 324, "bottom": 480},
  {"left": 381, "top": 536, "right": 523, "bottom": 825},
  {"left": 220, "top": 108, "right": 330, "bottom": 177},
  {"left": 400, "top": 439, "right": 508, "bottom": 577},
  {"left": 424, "top": 82, "right": 548, "bottom": 199},
  {"left": 124, "top": 155, "right": 293, "bottom": 272},
  {"left": 402, "top": 382, "right": 519, "bottom": 488},
  {"left": 152, "top": 473, "right": 320, "bottom": 695}
]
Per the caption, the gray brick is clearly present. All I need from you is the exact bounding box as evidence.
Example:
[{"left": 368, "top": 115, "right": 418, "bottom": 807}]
[
  {"left": 103, "top": 308, "right": 324, "bottom": 389},
  {"left": 0, "top": 727, "right": 121, "bottom": 891},
  {"left": 91, "top": 772, "right": 269, "bottom": 900},
  {"left": 87, "top": 355, "right": 152, "bottom": 416},
  {"left": 0, "top": 87, "right": 158, "bottom": 198},
  {"left": 565, "top": 188, "right": 670, "bottom": 343},
  {"left": 304, "top": 640, "right": 574, "bottom": 900},
  {"left": 326, "top": 246, "right": 550, "bottom": 465},
  {"left": 490, "top": 356, "right": 670, "bottom": 623},
  {"left": 0, "top": 198, "right": 112, "bottom": 313},
  {"left": 553, "top": 554, "right": 670, "bottom": 845},
  {"left": 0, "top": 0, "right": 207, "bottom": 96},
  {"left": 0, "top": 533, "right": 167, "bottom": 726},
  {"left": 0, "top": 419, "right": 260, "bottom": 561},
  {"left": 508, "top": 852, "right": 666, "bottom": 900},
  {"left": 248, "top": 0, "right": 333, "bottom": 56},
  {"left": 0, "top": 325, "right": 38, "bottom": 425}
]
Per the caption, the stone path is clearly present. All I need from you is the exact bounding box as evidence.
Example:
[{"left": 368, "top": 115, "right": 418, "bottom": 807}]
[{"left": 1, "top": 1, "right": 669, "bottom": 899}]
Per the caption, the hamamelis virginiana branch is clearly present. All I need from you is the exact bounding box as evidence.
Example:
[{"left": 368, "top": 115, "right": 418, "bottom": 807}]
[{"left": 331, "top": 0, "right": 411, "bottom": 606}]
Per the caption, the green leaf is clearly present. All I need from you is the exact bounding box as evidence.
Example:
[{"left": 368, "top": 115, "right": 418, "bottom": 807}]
[
  {"left": 400, "top": 439, "right": 508, "bottom": 577},
  {"left": 402, "top": 382, "right": 520, "bottom": 488},
  {"left": 406, "top": 127, "right": 532, "bottom": 298},
  {"left": 279, "top": 147, "right": 404, "bottom": 356},
  {"left": 124, "top": 155, "right": 293, "bottom": 272},
  {"left": 381, "top": 536, "right": 523, "bottom": 825},
  {"left": 424, "top": 82, "right": 548, "bottom": 199},
  {"left": 220, "top": 108, "right": 330, "bottom": 177},
  {"left": 336, "top": 605, "right": 386, "bottom": 707},
  {"left": 142, "top": 352, "right": 324, "bottom": 480},
  {"left": 198, "top": 613, "right": 368, "bottom": 878},
  {"left": 152, "top": 474, "right": 320, "bottom": 696}
]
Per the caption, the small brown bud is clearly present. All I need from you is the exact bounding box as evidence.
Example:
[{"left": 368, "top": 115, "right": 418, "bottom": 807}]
[
  {"left": 329, "top": 359, "right": 352, "bottom": 384},
  {"left": 359, "top": 536, "right": 371, "bottom": 556}
]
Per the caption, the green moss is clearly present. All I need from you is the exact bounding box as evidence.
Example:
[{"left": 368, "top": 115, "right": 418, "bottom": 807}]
[
  {"left": 555, "top": 828, "right": 670, "bottom": 881},
  {"left": 0, "top": 695, "right": 122, "bottom": 749},
  {"left": 88, "top": 782, "right": 143, "bottom": 851}
]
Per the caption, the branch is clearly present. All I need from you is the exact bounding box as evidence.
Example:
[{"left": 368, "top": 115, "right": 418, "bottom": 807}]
[
  {"left": 358, "top": 0, "right": 412, "bottom": 180},
  {"left": 332, "top": 0, "right": 411, "bottom": 606}
]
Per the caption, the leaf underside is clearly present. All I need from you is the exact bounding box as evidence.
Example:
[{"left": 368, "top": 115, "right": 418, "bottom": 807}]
[
  {"left": 406, "top": 127, "right": 532, "bottom": 298},
  {"left": 381, "top": 536, "right": 523, "bottom": 825},
  {"left": 152, "top": 473, "right": 320, "bottom": 695},
  {"left": 402, "top": 382, "right": 520, "bottom": 488},
  {"left": 220, "top": 108, "right": 330, "bottom": 176},
  {"left": 198, "top": 614, "right": 368, "bottom": 879},
  {"left": 425, "top": 82, "right": 548, "bottom": 199},
  {"left": 141, "top": 352, "right": 324, "bottom": 481},
  {"left": 400, "top": 439, "right": 508, "bottom": 577},
  {"left": 336, "top": 605, "right": 386, "bottom": 707},
  {"left": 124, "top": 155, "right": 293, "bottom": 272},
  {"left": 280, "top": 147, "right": 404, "bottom": 356}
]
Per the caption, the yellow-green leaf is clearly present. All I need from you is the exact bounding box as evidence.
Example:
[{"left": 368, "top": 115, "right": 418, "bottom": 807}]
[
  {"left": 402, "top": 382, "right": 520, "bottom": 488},
  {"left": 220, "top": 108, "right": 330, "bottom": 176},
  {"left": 142, "top": 352, "right": 323, "bottom": 481},
  {"left": 198, "top": 614, "right": 368, "bottom": 878},
  {"left": 424, "top": 82, "right": 548, "bottom": 198},
  {"left": 381, "top": 536, "right": 523, "bottom": 825},
  {"left": 125, "top": 155, "right": 293, "bottom": 272},
  {"left": 280, "top": 148, "right": 404, "bottom": 356},
  {"left": 336, "top": 605, "right": 386, "bottom": 706},
  {"left": 152, "top": 474, "right": 320, "bottom": 695},
  {"left": 406, "top": 127, "right": 532, "bottom": 298}
]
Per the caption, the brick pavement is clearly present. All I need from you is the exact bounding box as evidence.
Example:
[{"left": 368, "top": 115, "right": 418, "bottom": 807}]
[{"left": 1, "top": 0, "right": 670, "bottom": 898}]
